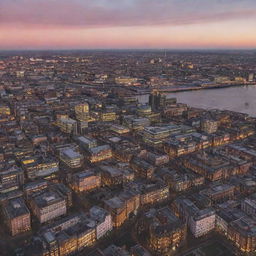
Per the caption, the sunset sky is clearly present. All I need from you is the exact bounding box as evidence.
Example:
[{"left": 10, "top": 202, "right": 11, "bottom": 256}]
[{"left": 0, "top": 0, "right": 256, "bottom": 50}]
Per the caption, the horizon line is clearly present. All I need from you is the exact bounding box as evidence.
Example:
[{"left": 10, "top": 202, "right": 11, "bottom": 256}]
[{"left": 0, "top": 47, "right": 256, "bottom": 52}]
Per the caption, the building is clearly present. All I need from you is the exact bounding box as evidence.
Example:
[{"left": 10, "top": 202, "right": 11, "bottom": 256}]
[
  {"left": 112, "top": 140, "right": 141, "bottom": 163},
  {"left": 228, "top": 215, "right": 256, "bottom": 252},
  {"left": 145, "top": 207, "right": 186, "bottom": 254},
  {"left": 163, "top": 103, "right": 188, "bottom": 117},
  {"left": 137, "top": 104, "right": 160, "bottom": 122},
  {"left": 142, "top": 151, "right": 169, "bottom": 166},
  {"left": 75, "top": 103, "right": 90, "bottom": 121},
  {"left": 52, "top": 183, "right": 73, "bottom": 208},
  {"left": 30, "top": 191, "right": 67, "bottom": 223},
  {"left": 130, "top": 245, "right": 152, "bottom": 256},
  {"left": 88, "top": 249, "right": 105, "bottom": 256},
  {"left": 119, "top": 190, "right": 140, "bottom": 217},
  {"left": 21, "top": 155, "right": 59, "bottom": 180},
  {"left": 172, "top": 197, "right": 215, "bottom": 238},
  {"left": 75, "top": 135, "right": 97, "bottom": 150},
  {"left": 71, "top": 170, "right": 101, "bottom": 193},
  {"left": 201, "top": 118, "right": 218, "bottom": 134},
  {"left": 241, "top": 195, "right": 256, "bottom": 216},
  {"left": 89, "top": 206, "right": 112, "bottom": 239},
  {"left": 158, "top": 168, "right": 204, "bottom": 192},
  {"left": 172, "top": 197, "right": 200, "bottom": 223},
  {"left": 0, "top": 104, "right": 11, "bottom": 115},
  {"left": 215, "top": 207, "right": 256, "bottom": 252},
  {"left": 104, "top": 197, "right": 127, "bottom": 228},
  {"left": 76, "top": 223, "right": 96, "bottom": 251},
  {"left": 130, "top": 157, "right": 155, "bottom": 179},
  {"left": 0, "top": 165, "right": 24, "bottom": 193},
  {"left": 110, "top": 124, "right": 130, "bottom": 135},
  {"left": 87, "top": 145, "right": 112, "bottom": 163},
  {"left": 142, "top": 125, "right": 176, "bottom": 146},
  {"left": 123, "top": 116, "right": 150, "bottom": 131},
  {"left": 200, "top": 183, "right": 235, "bottom": 203},
  {"left": 182, "top": 151, "right": 233, "bottom": 181},
  {"left": 248, "top": 73, "right": 254, "bottom": 82},
  {"left": 149, "top": 91, "right": 176, "bottom": 111},
  {"left": 100, "top": 165, "right": 124, "bottom": 186},
  {"left": 56, "top": 117, "right": 78, "bottom": 135},
  {"left": 3, "top": 198, "right": 31, "bottom": 236},
  {"left": 140, "top": 183, "right": 169, "bottom": 205},
  {"left": 23, "top": 180, "right": 48, "bottom": 198},
  {"left": 125, "top": 181, "right": 169, "bottom": 206},
  {"left": 0, "top": 190, "right": 23, "bottom": 205},
  {"left": 189, "top": 208, "right": 215, "bottom": 238},
  {"left": 104, "top": 244, "right": 130, "bottom": 256},
  {"left": 100, "top": 111, "right": 117, "bottom": 122},
  {"left": 103, "top": 188, "right": 140, "bottom": 229},
  {"left": 115, "top": 76, "right": 138, "bottom": 85},
  {"left": 30, "top": 214, "right": 97, "bottom": 256},
  {"left": 164, "top": 133, "right": 198, "bottom": 158},
  {"left": 210, "top": 132, "right": 230, "bottom": 146},
  {"left": 60, "top": 148, "right": 84, "bottom": 168}
]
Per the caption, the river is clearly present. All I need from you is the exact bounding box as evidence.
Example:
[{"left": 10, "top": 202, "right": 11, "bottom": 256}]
[{"left": 137, "top": 85, "right": 256, "bottom": 117}]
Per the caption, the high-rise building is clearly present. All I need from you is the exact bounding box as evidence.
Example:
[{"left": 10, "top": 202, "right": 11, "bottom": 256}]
[{"left": 149, "top": 90, "right": 176, "bottom": 111}]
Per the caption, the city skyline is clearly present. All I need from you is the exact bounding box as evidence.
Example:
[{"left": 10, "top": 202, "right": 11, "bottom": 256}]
[{"left": 0, "top": 0, "right": 256, "bottom": 50}]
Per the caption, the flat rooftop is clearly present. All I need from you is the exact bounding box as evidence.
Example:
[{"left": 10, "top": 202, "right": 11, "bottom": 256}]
[
  {"left": 5, "top": 197, "right": 30, "bottom": 219},
  {"left": 33, "top": 191, "right": 65, "bottom": 208},
  {"left": 61, "top": 148, "right": 81, "bottom": 159}
]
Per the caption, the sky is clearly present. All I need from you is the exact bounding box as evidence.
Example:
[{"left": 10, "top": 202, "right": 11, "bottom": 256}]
[{"left": 0, "top": 0, "right": 256, "bottom": 50}]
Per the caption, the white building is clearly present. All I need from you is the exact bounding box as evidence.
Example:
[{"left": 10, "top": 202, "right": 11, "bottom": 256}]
[
  {"left": 189, "top": 208, "right": 215, "bottom": 238},
  {"left": 89, "top": 206, "right": 112, "bottom": 239},
  {"left": 30, "top": 191, "right": 67, "bottom": 223}
]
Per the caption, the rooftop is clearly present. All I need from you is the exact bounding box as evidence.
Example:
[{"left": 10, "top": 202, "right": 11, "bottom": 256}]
[
  {"left": 32, "top": 191, "right": 65, "bottom": 208},
  {"left": 5, "top": 197, "right": 30, "bottom": 219},
  {"left": 61, "top": 148, "right": 82, "bottom": 159}
]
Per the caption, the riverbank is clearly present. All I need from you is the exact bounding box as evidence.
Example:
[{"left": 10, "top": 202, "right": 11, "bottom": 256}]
[
  {"left": 131, "top": 82, "right": 256, "bottom": 95},
  {"left": 137, "top": 84, "right": 256, "bottom": 117}
]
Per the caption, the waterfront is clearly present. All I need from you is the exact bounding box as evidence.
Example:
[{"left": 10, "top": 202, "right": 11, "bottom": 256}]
[{"left": 138, "top": 85, "right": 256, "bottom": 117}]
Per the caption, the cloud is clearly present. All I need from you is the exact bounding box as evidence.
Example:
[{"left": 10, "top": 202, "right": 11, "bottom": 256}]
[{"left": 0, "top": 0, "right": 256, "bottom": 28}]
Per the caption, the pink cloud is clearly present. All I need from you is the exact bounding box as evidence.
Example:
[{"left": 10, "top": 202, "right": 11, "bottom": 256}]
[
  {"left": 0, "top": 0, "right": 255, "bottom": 49},
  {"left": 0, "top": 0, "right": 256, "bottom": 28}
]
